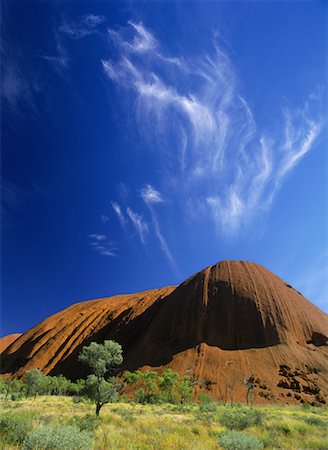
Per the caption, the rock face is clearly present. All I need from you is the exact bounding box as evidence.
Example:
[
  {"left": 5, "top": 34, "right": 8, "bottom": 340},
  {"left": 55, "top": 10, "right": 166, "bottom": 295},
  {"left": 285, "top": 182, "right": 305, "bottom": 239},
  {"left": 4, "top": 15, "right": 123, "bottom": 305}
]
[
  {"left": 1, "top": 261, "right": 328, "bottom": 404},
  {"left": 0, "top": 334, "right": 22, "bottom": 354}
]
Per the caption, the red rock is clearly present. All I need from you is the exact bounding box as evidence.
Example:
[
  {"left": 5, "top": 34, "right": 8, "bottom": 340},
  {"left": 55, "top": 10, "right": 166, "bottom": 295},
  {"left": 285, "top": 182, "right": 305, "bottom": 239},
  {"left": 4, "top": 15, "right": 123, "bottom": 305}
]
[
  {"left": 0, "top": 334, "right": 22, "bottom": 354},
  {"left": 1, "top": 261, "right": 327, "bottom": 404}
]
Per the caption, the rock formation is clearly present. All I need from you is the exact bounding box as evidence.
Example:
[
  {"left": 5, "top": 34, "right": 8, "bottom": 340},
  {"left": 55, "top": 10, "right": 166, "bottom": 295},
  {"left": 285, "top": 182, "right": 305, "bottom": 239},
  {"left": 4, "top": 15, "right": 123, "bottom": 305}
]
[
  {"left": 0, "top": 334, "right": 22, "bottom": 354},
  {"left": 1, "top": 261, "right": 327, "bottom": 404}
]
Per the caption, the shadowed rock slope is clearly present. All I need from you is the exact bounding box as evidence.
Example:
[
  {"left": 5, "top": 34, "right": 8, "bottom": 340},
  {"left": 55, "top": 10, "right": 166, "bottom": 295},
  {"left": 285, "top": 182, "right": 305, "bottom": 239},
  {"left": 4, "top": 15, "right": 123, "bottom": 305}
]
[{"left": 1, "top": 261, "right": 328, "bottom": 404}]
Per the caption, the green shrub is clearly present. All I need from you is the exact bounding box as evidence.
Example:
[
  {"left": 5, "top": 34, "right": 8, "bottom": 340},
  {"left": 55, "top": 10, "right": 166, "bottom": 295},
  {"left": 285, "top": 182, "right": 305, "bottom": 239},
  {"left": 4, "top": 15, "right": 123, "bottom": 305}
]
[
  {"left": 303, "top": 416, "right": 326, "bottom": 426},
  {"left": 301, "top": 402, "right": 311, "bottom": 410},
  {"left": 134, "top": 387, "right": 159, "bottom": 404},
  {"left": 0, "top": 412, "right": 34, "bottom": 444},
  {"left": 307, "top": 438, "right": 328, "bottom": 449},
  {"left": 22, "top": 424, "right": 94, "bottom": 450},
  {"left": 219, "top": 430, "right": 264, "bottom": 450},
  {"left": 22, "top": 425, "right": 53, "bottom": 449},
  {"left": 68, "top": 413, "right": 101, "bottom": 431},
  {"left": 199, "top": 402, "right": 217, "bottom": 413},
  {"left": 220, "top": 408, "right": 263, "bottom": 430},
  {"left": 198, "top": 392, "right": 214, "bottom": 404}
]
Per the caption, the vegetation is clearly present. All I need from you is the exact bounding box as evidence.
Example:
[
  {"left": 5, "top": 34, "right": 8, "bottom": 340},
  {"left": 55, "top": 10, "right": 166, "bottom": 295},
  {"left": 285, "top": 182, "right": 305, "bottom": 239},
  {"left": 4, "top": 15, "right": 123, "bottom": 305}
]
[
  {"left": 22, "top": 424, "right": 93, "bottom": 450},
  {"left": 78, "top": 340, "right": 123, "bottom": 416},
  {"left": 220, "top": 407, "right": 264, "bottom": 430},
  {"left": 1, "top": 341, "right": 327, "bottom": 448},
  {"left": 0, "top": 397, "right": 327, "bottom": 449},
  {"left": 123, "top": 368, "right": 194, "bottom": 404},
  {"left": 219, "top": 430, "right": 264, "bottom": 450}
]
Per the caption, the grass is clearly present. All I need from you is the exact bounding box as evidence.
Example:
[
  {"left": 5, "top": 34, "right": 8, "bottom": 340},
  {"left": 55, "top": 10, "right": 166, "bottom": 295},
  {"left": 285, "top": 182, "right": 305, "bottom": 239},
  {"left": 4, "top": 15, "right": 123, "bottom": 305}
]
[{"left": 0, "top": 397, "right": 327, "bottom": 449}]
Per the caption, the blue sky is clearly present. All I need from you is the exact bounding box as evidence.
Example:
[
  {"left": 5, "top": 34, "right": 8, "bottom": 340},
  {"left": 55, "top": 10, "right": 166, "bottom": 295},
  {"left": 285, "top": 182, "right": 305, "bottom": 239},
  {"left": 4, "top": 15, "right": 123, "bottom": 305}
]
[{"left": 1, "top": 1, "right": 327, "bottom": 337}]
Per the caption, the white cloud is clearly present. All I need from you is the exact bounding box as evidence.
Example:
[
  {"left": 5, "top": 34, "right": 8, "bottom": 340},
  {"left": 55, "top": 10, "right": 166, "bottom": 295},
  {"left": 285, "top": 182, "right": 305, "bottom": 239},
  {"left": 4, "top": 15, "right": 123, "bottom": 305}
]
[
  {"left": 111, "top": 201, "right": 127, "bottom": 226},
  {"left": 126, "top": 207, "right": 148, "bottom": 244},
  {"left": 107, "top": 21, "right": 157, "bottom": 54},
  {"left": 39, "top": 34, "right": 70, "bottom": 73},
  {"left": 126, "top": 21, "right": 157, "bottom": 53},
  {"left": 140, "top": 184, "right": 163, "bottom": 204},
  {"left": 84, "top": 14, "right": 105, "bottom": 28},
  {"left": 149, "top": 208, "right": 179, "bottom": 275},
  {"left": 139, "top": 184, "right": 178, "bottom": 274},
  {"left": 60, "top": 14, "right": 105, "bottom": 39},
  {"left": 88, "top": 233, "right": 116, "bottom": 256},
  {"left": 102, "top": 21, "right": 322, "bottom": 237}
]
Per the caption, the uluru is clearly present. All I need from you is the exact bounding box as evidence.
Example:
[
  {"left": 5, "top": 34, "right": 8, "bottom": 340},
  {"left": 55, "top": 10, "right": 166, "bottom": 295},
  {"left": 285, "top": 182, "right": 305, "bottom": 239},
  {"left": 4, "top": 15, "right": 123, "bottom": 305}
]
[{"left": 1, "top": 260, "right": 327, "bottom": 405}]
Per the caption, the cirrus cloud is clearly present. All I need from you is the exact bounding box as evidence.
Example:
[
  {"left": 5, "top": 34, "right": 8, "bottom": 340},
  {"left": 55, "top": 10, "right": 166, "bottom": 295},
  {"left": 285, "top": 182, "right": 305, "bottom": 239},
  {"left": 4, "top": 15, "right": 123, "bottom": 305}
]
[{"left": 102, "top": 21, "right": 323, "bottom": 236}]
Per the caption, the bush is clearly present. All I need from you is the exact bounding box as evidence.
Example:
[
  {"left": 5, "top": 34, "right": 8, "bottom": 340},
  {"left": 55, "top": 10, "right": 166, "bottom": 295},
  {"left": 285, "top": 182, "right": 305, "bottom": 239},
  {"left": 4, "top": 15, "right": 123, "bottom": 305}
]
[
  {"left": 301, "top": 402, "right": 311, "bottom": 410},
  {"left": 303, "top": 416, "right": 326, "bottom": 426},
  {"left": 220, "top": 408, "right": 263, "bottom": 430},
  {"left": 22, "top": 424, "right": 94, "bottom": 450},
  {"left": 0, "top": 412, "right": 34, "bottom": 445},
  {"left": 199, "top": 402, "right": 217, "bottom": 413},
  {"left": 219, "top": 430, "right": 264, "bottom": 450},
  {"left": 198, "top": 392, "right": 214, "bottom": 404},
  {"left": 68, "top": 413, "right": 101, "bottom": 432}
]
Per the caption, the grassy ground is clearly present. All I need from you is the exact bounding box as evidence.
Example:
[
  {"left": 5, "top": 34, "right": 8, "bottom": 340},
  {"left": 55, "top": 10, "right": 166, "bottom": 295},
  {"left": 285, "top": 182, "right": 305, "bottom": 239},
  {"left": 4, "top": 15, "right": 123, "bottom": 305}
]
[{"left": 1, "top": 396, "right": 328, "bottom": 449}]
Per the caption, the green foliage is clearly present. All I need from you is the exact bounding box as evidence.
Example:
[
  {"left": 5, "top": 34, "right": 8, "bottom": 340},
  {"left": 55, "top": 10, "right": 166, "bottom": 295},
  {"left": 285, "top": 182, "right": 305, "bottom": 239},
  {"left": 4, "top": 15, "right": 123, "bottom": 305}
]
[
  {"left": 68, "top": 413, "right": 101, "bottom": 432},
  {"left": 1, "top": 378, "right": 26, "bottom": 400},
  {"left": 123, "top": 369, "right": 195, "bottom": 404},
  {"left": 79, "top": 340, "right": 123, "bottom": 378},
  {"left": 301, "top": 402, "right": 311, "bottom": 410},
  {"left": 199, "top": 402, "right": 217, "bottom": 413},
  {"left": 219, "top": 430, "right": 264, "bottom": 450},
  {"left": 198, "top": 392, "right": 214, "bottom": 404},
  {"left": 112, "top": 408, "right": 137, "bottom": 422},
  {"left": 24, "top": 369, "right": 49, "bottom": 397},
  {"left": 303, "top": 416, "right": 326, "bottom": 426},
  {"left": 85, "top": 374, "right": 119, "bottom": 404},
  {"left": 22, "top": 424, "right": 94, "bottom": 450},
  {"left": 69, "top": 378, "right": 86, "bottom": 395},
  {"left": 0, "top": 412, "right": 34, "bottom": 445},
  {"left": 220, "top": 407, "right": 263, "bottom": 430},
  {"left": 47, "top": 374, "right": 72, "bottom": 396},
  {"left": 78, "top": 340, "right": 123, "bottom": 415},
  {"left": 158, "top": 369, "right": 179, "bottom": 403}
]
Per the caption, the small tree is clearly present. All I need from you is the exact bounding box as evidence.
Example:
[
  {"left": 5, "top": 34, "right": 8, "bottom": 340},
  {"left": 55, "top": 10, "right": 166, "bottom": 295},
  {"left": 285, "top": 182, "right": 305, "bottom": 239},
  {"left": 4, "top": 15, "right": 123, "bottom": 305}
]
[
  {"left": 24, "top": 369, "right": 48, "bottom": 398},
  {"left": 78, "top": 340, "right": 123, "bottom": 415}
]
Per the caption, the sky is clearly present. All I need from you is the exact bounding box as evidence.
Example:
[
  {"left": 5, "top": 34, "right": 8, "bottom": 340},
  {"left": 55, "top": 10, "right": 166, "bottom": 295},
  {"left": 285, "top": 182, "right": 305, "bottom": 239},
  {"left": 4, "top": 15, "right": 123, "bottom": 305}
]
[{"left": 1, "top": 0, "right": 327, "bottom": 337}]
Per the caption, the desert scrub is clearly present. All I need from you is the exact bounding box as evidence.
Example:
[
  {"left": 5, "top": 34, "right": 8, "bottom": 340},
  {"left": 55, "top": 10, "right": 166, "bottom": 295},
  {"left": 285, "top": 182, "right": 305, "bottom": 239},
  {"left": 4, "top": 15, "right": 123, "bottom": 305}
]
[
  {"left": 68, "top": 413, "right": 101, "bottom": 431},
  {"left": 303, "top": 415, "right": 327, "bottom": 426},
  {"left": 219, "top": 430, "right": 264, "bottom": 450},
  {"left": 306, "top": 438, "right": 328, "bottom": 449},
  {"left": 220, "top": 407, "right": 263, "bottom": 430},
  {"left": 0, "top": 412, "right": 35, "bottom": 445},
  {"left": 22, "top": 424, "right": 94, "bottom": 450}
]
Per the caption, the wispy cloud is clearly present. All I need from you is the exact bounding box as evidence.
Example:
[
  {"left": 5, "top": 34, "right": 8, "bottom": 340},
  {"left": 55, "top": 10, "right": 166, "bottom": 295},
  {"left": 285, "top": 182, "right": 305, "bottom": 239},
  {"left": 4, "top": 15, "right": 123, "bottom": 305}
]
[
  {"left": 102, "top": 21, "right": 323, "bottom": 236},
  {"left": 1, "top": 35, "right": 40, "bottom": 113},
  {"left": 126, "top": 207, "right": 148, "bottom": 244},
  {"left": 100, "top": 214, "right": 109, "bottom": 224},
  {"left": 140, "top": 184, "right": 178, "bottom": 274},
  {"left": 38, "top": 33, "right": 70, "bottom": 74},
  {"left": 88, "top": 233, "right": 116, "bottom": 256},
  {"left": 41, "top": 14, "right": 105, "bottom": 74},
  {"left": 59, "top": 14, "right": 105, "bottom": 40},
  {"left": 140, "top": 184, "right": 163, "bottom": 204},
  {"left": 111, "top": 201, "right": 127, "bottom": 226}
]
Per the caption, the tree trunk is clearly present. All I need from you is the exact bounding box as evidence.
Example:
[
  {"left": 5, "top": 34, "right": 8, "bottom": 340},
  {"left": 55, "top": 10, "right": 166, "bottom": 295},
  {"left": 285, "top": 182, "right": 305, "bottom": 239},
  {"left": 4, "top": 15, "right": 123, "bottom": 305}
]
[{"left": 96, "top": 402, "right": 103, "bottom": 416}]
